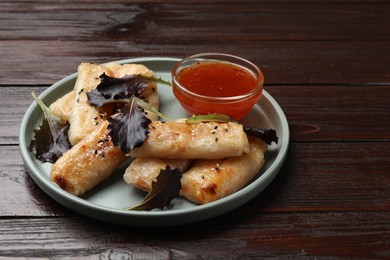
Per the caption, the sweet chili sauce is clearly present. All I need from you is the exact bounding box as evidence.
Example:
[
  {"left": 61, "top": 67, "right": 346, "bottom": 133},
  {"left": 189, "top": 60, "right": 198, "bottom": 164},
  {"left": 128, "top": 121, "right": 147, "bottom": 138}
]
[{"left": 173, "top": 61, "right": 263, "bottom": 120}]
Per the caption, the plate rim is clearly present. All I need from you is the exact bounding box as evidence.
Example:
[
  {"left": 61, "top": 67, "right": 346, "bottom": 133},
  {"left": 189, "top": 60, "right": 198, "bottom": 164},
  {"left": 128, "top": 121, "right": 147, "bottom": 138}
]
[{"left": 19, "top": 57, "right": 289, "bottom": 226}]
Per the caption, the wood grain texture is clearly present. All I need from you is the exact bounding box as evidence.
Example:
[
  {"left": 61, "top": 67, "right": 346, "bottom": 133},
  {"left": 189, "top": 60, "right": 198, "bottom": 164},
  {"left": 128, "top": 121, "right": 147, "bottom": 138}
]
[
  {"left": 4, "top": 0, "right": 388, "bottom": 3},
  {"left": 2, "top": 3, "right": 389, "bottom": 41},
  {"left": 1, "top": 2, "right": 390, "bottom": 85},
  {"left": 0, "top": 211, "right": 389, "bottom": 258},
  {"left": 2, "top": 40, "right": 390, "bottom": 85},
  {"left": 0, "top": 145, "right": 71, "bottom": 217},
  {"left": 265, "top": 85, "right": 390, "bottom": 142}
]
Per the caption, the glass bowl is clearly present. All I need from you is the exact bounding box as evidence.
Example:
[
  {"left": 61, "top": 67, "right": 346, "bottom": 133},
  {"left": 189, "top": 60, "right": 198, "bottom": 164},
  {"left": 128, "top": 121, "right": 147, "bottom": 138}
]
[{"left": 172, "top": 53, "right": 264, "bottom": 120}]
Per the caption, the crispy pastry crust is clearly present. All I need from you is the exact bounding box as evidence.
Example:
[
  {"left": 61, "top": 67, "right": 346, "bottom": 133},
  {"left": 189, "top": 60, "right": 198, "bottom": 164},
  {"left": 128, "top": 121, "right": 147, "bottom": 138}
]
[
  {"left": 180, "top": 137, "right": 267, "bottom": 204},
  {"left": 50, "top": 121, "right": 127, "bottom": 196},
  {"left": 124, "top": 158, "right": 192, "bottom": 192},
  {"left": 51, "top": 62, "right": 159, "bottom": 145},
  {"left": 129, "top": 121, "right": 250, "bottom": 159}
]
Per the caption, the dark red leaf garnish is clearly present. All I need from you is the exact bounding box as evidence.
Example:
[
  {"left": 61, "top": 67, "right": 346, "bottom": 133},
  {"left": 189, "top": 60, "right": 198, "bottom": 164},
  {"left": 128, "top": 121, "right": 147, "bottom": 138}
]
[
  {"left": 87, "top": 73, "right": 171, "bottom": 108},
  {"left": 87, "top": 73, "right": 149, "bottom": 107},
  {"left": 243, "top": 125, "right": 278, "bottom": 145},
  {"left": 107, "top": 97, "right": 151, "bottom": 154},
  {"left": 128, "top": 166, "right": 182, "bottom": 211},
  {"left": 29, "top": 92, "right": 71, "bottom": 163}
]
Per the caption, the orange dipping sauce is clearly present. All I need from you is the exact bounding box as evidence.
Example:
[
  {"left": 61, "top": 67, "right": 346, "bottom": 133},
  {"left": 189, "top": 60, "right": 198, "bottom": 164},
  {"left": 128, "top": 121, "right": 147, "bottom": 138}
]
[{"left": 172, "top": 54, "right": 263, "bottom": 120}]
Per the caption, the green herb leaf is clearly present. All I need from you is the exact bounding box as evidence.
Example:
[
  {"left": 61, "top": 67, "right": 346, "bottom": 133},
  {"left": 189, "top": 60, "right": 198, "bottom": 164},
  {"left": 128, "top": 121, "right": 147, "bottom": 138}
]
[
  {"left": 138, "top": 74, "right": 172, "bottom": 86},
  {"left": 127, "top": 166, "right": 182, "bottom": 211},
  {"left": 107, "top": 97, "right": 151, "bottom": 154},
  {"left": 185, "top": 113, "right": 232, "bottom": 123},
  {"left": 29, "top": 92, "right": 71, "bottom": 163},
  {"left": 135, "top": 97, "right": 174, "bottom": 122}
]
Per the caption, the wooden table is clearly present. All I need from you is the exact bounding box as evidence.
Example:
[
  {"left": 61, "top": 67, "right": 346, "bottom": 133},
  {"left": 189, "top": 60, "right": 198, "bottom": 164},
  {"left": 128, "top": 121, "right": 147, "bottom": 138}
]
[{"left": 1, "top": 1, "right": 389, "bottom": 258}]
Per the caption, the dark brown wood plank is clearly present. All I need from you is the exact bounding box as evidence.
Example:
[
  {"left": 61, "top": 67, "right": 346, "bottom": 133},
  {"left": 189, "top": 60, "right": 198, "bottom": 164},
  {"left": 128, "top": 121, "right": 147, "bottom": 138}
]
[
  {"left": 1, "top": 40, "right": 390, "bottom": 85},
  {"left": 265, "top": 85, "right": 390, "bottom": 142},
  {"left": 3, "top": 142, "right": 389, "bottom": 217},
  {"left": 2, "top": 3, "right": 389, "bottom": 41},
  {"left": 254, "top": 141, "right": 390, "bottom": 213},
  {"left": 0, "top": 145, "right": 71, "bottom": 217},
  {"left": 1, "top": 1, "right": 390, "bottom": 85},
  {"left": 4, "top": 85, "right": 389, "bottom": 145},
  {"left": 0, "top": 86, "right": 44, "bottom": 145},
  {"left": 4, "top": 0, "right": 388, "bottom": 3},
  {"left": 0, "top": 211, "right": 388, "bottom": 258}
]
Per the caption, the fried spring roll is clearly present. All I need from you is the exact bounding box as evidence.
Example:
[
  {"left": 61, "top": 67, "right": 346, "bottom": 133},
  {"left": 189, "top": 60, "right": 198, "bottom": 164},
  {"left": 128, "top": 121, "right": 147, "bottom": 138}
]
[
  {"left": 129, "top": 121, "right": 250, "bottom": 159},
  {"left": 123, "top": 158, "right": 192, "bottom": 192},
  {"left": 52, "top": 63, "right": 159, "bottom": 138},
  {"left": 50, "top": 91, "right": 74, "bottom": 122},
  {"left": 68, "top": 63, "right": 114, "bottom": 145},
  {"left": 50, "top": 121, "right": 127, "bottom": 196},
  {"left": 180, "top": 137, "right": 267, "bottom": 204}
]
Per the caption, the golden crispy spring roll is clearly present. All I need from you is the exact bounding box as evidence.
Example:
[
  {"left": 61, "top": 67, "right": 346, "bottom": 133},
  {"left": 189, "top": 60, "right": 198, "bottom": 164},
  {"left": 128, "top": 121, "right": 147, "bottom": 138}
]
[
  {"left": 52, "top": 63, "right": 159, "bottom": 131},
  {"left": 68, "top": 63, "right": 114, "bottom": 145},
  {"left": 180, "top": 137, "right": 267, "bottom": 204},
  {"left": 129, "top": 121, "right": 250, "bottom": 159},
  {"left": 50, "top": 121, "right": 127, "bottom": 196},
  {"left": 103, "top": 61, "right": 122, "bottom": 72},
  {"left": 114, "top": 63, "right": 156, "bottom": 78},
  {"left": 124, "top": 158, "right": 192, "bottom": 192},
  {"left": 50, "top": 91, "right": 74, "bottom": 122}
]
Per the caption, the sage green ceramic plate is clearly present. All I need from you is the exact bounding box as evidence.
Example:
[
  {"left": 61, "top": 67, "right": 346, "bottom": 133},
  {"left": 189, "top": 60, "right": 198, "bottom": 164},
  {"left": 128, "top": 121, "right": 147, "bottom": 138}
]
[{"left": 19, "top": 57, "right": 289, "bottom": 226}]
